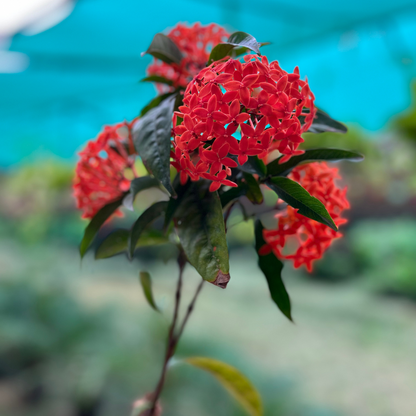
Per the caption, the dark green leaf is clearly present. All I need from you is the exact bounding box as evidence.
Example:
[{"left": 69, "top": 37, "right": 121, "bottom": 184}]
[
  {"left": 266, "top": 177, "right": 337, "bottom": 230},
  {"left": 140, "top": 91, "right": 176, "bottom": 117},
  {"left": 220, "top": 186, "right": 247, "bottom": 208},
  {"left": 255, "top": 220, "right": 292, "bottom": 321},
  {"left": 79, "top": 197, "right": 124, "bottom": 258},
  {"left": 208, "top": 43, "right": 236, "bottom": 64},
  {"left": 175, "top": 181, "right": 230, "bottom": 287},
  {"left": 207, "top": 32, "right": 261, "bottom": 64},
  {"left": 133, "top": 95, "right": 176, "bottom": 196},
  {"left": 128, "top": 201, "right": 168, "bottom": 258},
  {"left": 243, "top": 173, "right": 263, "bottom": 204},
  {"left": 267, "top": 148, "right": 364, "bottom": 177},
  {"left": 307, "top": 109, "right": 348, "bottom": 134},
  {"left": 139, "top": 271, "right": 159, "bottom": 312},
  {"left": 140, "top": 75, "right": 174, "bottom": 86},
  {"left": 95, "top": 229, "right": 168, "bottom": 259},
  {"left": 143, "top": 33, "right": 183, "bottom": 65},
  {"left": 123, "top": 176, "right": 162, "bottom": 211},
  {"left": 227, "top": 31, "right": 261, "bottom": 55},
  {"left": 233, "top": 42, "right": 270, "bottom": 57},
  {"left": 163, "top": 174, "right": 191, "bottom": 232},
  {"left": 186, "top": 357, "right": 263, "bottom": 416},
  {"left": 234, "top": 155, "right": 266, "bottom": 177}
]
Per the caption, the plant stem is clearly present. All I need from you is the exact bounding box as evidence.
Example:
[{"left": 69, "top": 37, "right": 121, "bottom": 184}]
[{"left": 147, "top": 254, "right": 204, "bottom": 415}]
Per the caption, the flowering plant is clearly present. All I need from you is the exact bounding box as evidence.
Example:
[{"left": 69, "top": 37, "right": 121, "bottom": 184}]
[{"left": 74, "top": 24, "right": 363, "bottom": 416}]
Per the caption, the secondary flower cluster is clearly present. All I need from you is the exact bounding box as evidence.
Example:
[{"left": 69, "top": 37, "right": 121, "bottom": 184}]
[
  {"left": 73, "top": 121, "right": 137, "bottom": 219},
  {"left": 171, "top": 55, "right": 316, "bottom": 192},
  {"left": 259, "top": 162, "right": 349, "bottom": 271},
  {"left": 147, "top": 22, "right": 230, "bottom": 92}
]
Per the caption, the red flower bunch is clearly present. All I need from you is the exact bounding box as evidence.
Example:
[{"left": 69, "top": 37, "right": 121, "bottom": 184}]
[
  {"left": 171, "top": 55, "right": 316, "bottom": 192},
  {"left": 73, "top": 120, "right": 137, "bottom": 219},
  {"left": 147, "top": 22, "right": 230, "bottom": 92},
  {"left": 260, "top": 162, "right": 349, "bottom": 271}
]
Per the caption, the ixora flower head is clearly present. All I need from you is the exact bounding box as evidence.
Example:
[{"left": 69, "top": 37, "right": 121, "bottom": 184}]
[
  {"left": 73, "top": 120, "right": 137, "bottom": 219},
  {"left": 171, "top": 55, "right": 316, "bottom": 192},
  {"left": 260, "top": 162, "right": 350, "bottom": 272},
  {"left": 147, "top": 22, "right": 230, "bottom": 91}
]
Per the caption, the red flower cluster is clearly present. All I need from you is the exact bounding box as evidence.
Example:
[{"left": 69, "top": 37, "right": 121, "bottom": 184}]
[
  {"left": 73, "top": 121, "right": 137, "bottom": 219},
  {"left": 260, "top": 162, "right": 349, "bottom": 271},
  {"left": 171, "top": 55, "right": 316, "bottom": 192},
  {"left": 147, "top": 22, "right": 230, "bottom": 92}
]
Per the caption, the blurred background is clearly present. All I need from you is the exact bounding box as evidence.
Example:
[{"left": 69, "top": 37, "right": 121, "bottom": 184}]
[{"left": 1, "top": 1, "right": 416, "bottom": 415}]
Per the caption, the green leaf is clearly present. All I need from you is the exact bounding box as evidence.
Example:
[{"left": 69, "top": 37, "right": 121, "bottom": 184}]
[
  {"left": 123, "top": 176, "right": 162, "bottom": 211},
  {"left": 307, "top": 109, "right": 348, "bottom": 134},
  {"left": 139, "top": 271, "right": 159, "bottom": 312},
  {"left": 128, "top": 201, "right": 169, "bottom": 258},
  {"left": 234, "top": 155, "right": 266, "bottom": 177},
  {"left": 254, "top": 220, "right": 292, "bottom": 321},
  {"left": 267, "top": 148, "right": 364, "bottom": 177},
  {"left": 233, "top": 42, "right": 270, "bottom": 57},
  {"left": 207, "top": 32, "right": 261, "bottom": 64},
  {"left": 220, "top": 186, "right": 247, "bottom": 208},
  {"left": 140, "top": 75, "right": 174, "bottom": 86},
  {"left": 133, "top": 95, "right": 176, "bottom": 196},
  {"left": 227, "top": 31, "right": 261, "bottom": 55},
  {"left": 79, "top": 197, "right": 124, "bottom": 258},
  {"left": 243, "top": 173, "right": 263, "bottom": 205},
  {"left": 185, "top": 357, "right": 263, "bottom": 416},
  {"left": 163, "top": 175, "right": 191, "bottom": 232},
  {"left": 175, "top": 181, "right": 230, "bottom": 287},
  {"left": 143, "top": 33, "right": 183, "bottom": 65},
  {"left": 95, "top": 229, "right": 168, "bottom": 259},
  {"left": 266, "top": 177, "right": 337, "bottom": 231},
  {"left": 140, "top": 91, "right": 177, "bottom": 117},
  {"left": 208, "top": 43, "right": 236, "bottom": 64}
]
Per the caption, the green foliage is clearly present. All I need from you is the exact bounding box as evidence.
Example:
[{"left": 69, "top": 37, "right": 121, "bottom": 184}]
[
  {"left": 266, "top": 176, "right": 337, "bottom": 231},
  {"left": 186, "top": 357, "right": 263, "bottom": 416},
  {"left": 307, "top": 109, "right": 348, "bottom": 134},
  {"left": 133, "top": 95, "right": 176, "bottom": 196},
  {"left": 128, "top": 201, "right": 168, "bottom": 258},
  {"left": 123, "top": 176, "right": 162, "bottom": 211},
  {"left": 140, "top": 75, "right": 174, "bottom": 86},
  {"left": 254, "top": 221, "right": 292, "bottom": 321},
  {"left": 174, "top": 181, "right": 230, "bottom": 286},
  {"left": 266, "top": 148, "right": 364, "bottom": 177},
  {"left": 144, "top": 33, "right": 183, "bottom": 65},
  {"left": 80, "top": 197, "right": 124, "bottom": 258},
  {"left": 139, "top": 271, "right": 159, "bottom": 312}
]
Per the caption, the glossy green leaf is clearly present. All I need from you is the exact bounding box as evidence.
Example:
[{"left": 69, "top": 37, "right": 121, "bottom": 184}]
[
  {"left": 185, "top": 357, "right": 263, "bottom": 416},
  {"left": 133, "top": 95, "right": 176, "bottom": 196},
  {"left": 266, "top": 177, "right": 337, "bottom": 230},
  {"left": 174, "top": 181, "right": 230, "bottom": 287},
  {"left": 227, "top": 31, "right": 261, "bottom": 55},
  {"left": 143, "top": 33, "right": 183, "bottom": 65},
  {"left": 128, "top": 201, "right": 168, "bottom": 258},
  {"left": 254, "top": 220, "right": 292, "bottom": 321},
  {"left": 267, "top": 148, "right": 364, "bottom": 177},
  {"left": 79, "top": 197, "right": 124, "bottom": 258},
  {"left": 243, "top": 173, "right": 263, "bottom": 204},
  {"left": 207, "top": 32, "right": 261, "bottom": 64},
  {"left": 307, "top": 109, "right": 348, "bottom": 134},
  {"left": 233, "top": 42, "right": 270, "bottom": 57},
  {"left": 140, "top": 75, "right": 174, "bottom": 86},
  {"left": 139, "top": 271, "right": 159, "bottom": 312},
  {"left": 95, "top": 229, "right": 168, "bottom": 259},
  {"left": 208, "top": 43, "right": 236, "bottom": 64},
  {"left": 123, "top": 176, "right": 161, "bottom": 211},
  {"left": 140, "top": 91, "right": 176, "bottom": 117}
]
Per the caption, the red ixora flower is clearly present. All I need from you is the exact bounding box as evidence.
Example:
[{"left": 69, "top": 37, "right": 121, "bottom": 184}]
[
  {"left": 259, "top": 162, "right": 349, "bottom": 272},
  {"left": 171, "top": 55, "right": 316, "bottom": 192},
  {"left": 147, "top": 22, "right": 230, "bottom": 93},
  {"left": 73, "top": 120, "right": 137, "bottom": 219}
]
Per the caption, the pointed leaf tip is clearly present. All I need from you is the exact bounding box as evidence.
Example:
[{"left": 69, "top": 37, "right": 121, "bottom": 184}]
[{"left": 212, "top": 271, "right": 230, "bottom": 289}]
